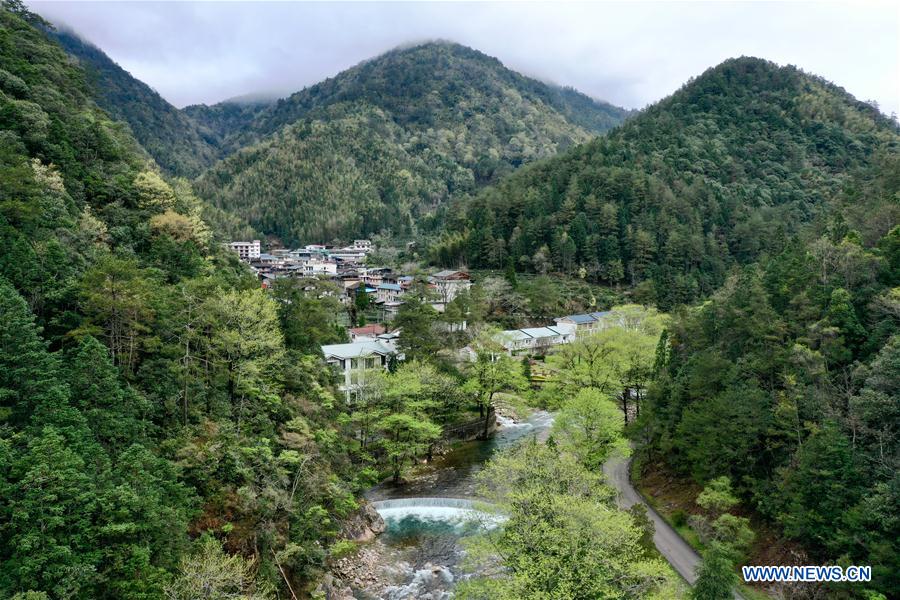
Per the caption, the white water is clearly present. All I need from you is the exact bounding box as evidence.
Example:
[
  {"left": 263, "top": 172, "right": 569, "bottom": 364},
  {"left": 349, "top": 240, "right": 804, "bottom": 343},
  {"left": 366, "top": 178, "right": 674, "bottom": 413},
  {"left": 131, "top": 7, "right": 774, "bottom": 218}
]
[
  {"left": 353, "top": 411, "right": 555, "bottom": 599},
  {"left": 493, "top": 411, "right": 554, "bottom": 447},
  {"left": 372, "top": 497, "right": 504, "bottom": 532}
]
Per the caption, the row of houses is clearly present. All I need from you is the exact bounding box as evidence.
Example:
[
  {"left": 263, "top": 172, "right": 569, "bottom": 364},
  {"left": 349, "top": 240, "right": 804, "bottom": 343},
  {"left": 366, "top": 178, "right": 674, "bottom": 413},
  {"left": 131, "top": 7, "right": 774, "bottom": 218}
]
[
  {"left": 323, "top": 309, "right": 618, "bottom": 399},
  {"left": 227, "top": 239, "right": 372, "bottom": 276},
  {"left": 485, "top": 311, "right": 615, "bottom": 356},
  {"left": 226, "top": 240, "right": 472, "bottom": 319}
]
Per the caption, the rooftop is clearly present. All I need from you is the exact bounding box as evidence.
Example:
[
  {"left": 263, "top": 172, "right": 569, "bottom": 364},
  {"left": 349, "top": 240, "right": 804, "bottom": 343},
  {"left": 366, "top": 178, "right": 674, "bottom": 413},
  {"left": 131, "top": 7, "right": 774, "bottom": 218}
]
[
  {"left": 432, "top": 270, "right": 470, "bottom": 279},
  {"left": 321, "top": 340, "right": 396, "bottom": 360},
  {"left": 349, "top": 324, "right": 387, "bottom": 336}
]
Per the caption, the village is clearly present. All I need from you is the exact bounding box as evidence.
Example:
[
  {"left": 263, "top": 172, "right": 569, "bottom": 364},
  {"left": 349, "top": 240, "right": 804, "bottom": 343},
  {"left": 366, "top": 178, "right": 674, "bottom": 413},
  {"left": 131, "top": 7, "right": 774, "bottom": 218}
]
[{"left": 226, "top": 238, "right": 621, "bottom": 399}]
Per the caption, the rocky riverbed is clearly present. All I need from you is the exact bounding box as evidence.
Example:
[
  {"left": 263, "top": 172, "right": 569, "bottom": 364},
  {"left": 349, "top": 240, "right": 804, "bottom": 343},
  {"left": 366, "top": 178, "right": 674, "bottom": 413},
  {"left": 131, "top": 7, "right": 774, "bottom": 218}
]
[{"left": 318, "top": 411, "right": 554, "bottom": 600}]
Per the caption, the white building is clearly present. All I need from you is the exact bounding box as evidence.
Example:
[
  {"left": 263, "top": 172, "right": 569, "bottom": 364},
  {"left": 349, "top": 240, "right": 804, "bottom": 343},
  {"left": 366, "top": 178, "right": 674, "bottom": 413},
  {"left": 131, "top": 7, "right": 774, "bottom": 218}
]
[
  {"left": 321, "top": 340, "right": 399, "bottom": 399},
  {"left": 376, "top": 283, "right": 403, "bottom": 304},
  {"left": 304, "top": 260, "right": 338, "bottom": 276},
  {"left": 553, "top": 311, "right": 613, "bottom": 333},
  {"left": 493, "top": 324, "right": 577, "bottom": 355},
  {"left": 429, "top": 270, "right": 472, "bottom": 306},
  {"left": 329, "top": 249, "right": 367, "bottom": 262},
  {"left": 228, "top": 240, "right": 261, "bottom": 261}
]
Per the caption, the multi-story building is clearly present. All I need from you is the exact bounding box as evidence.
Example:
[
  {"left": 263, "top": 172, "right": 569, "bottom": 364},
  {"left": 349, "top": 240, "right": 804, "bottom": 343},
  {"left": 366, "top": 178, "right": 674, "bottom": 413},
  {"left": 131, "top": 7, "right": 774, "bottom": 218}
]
[
  {"left": 228, "top": 240, "right": 261, "bottom": 261},
  {"left": 376, "top": 283, "right": 403, "bottom": 304},
  {"left": 321, "top": 340, "right": 399, "bottom": 399},
  {"left": 429, "top": 270, "right": 472, "bottom": 307}
]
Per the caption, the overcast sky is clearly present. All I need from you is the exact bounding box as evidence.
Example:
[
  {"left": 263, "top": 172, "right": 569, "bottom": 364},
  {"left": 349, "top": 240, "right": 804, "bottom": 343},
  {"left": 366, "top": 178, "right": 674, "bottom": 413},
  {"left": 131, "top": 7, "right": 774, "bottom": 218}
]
[{"left": 27, "top": 1, "right": 900, "bottom": 116}]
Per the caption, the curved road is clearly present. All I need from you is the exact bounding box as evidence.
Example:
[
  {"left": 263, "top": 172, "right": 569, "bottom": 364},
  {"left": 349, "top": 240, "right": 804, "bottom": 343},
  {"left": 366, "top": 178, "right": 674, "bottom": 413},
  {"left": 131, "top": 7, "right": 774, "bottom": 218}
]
[
  {"left": 603, "top": 456, "right": 701, "bottom": 584},
  {"left": 603, "top": 456, "right": 745, "bottom": 599}
]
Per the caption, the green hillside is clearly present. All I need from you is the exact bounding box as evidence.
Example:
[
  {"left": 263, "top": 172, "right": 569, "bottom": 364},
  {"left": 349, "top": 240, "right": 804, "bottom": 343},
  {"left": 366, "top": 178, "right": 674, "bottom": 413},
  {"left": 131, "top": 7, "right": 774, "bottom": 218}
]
[
  {"left": 48, "top": 28, "right": 221, "bottom": 178},
  {"left": 0, "top": 5, "right": 364, "bottom": 597},
  {"left": 192, "top": 42, "right": 632, "bottom": 244},
  {"left": 435, "top": 55, "right": 900, "bottom": 596},
  {"left": 439, "top": 57, "right": 898, "bottom": 308}
]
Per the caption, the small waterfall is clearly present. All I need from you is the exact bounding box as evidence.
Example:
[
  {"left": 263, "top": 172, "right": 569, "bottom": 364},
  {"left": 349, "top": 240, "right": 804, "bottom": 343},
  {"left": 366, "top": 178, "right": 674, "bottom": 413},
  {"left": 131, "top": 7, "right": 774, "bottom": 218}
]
[
  {"left": 372, "top": 497, "right": 476, "bottom": 510},
  {"left": 372, "top": 496, "right": 504, "bottom": 534}
]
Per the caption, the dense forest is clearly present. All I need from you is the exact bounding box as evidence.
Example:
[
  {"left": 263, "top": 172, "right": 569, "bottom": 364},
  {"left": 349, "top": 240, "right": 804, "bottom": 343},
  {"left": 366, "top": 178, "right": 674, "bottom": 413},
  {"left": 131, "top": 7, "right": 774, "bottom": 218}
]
[
  {"left": 641, "top": 223, "right": 900, "bottom": 595},
  {"left": 49, "top": 28, "right": 221, "bottom": 178},
  {"left": 0, "top": 5, "right": 376, "bottom": 597},
  {"left": 192, "top": 42, "right": 632, "bottom": 244},
  {"left": 432, "top": 56, "right": 900, "bottom": 597},
  {"left": 3, "top": 1, "right": 899, "bottom": 598},
  {"left": 192, "top": 42, "right": 630, "bottom": 154},
  {"left": 436, "top": 57, "right": 899, "bottom": 309},
  {"left": 48, "top": 33, "right": 632, "bottom": 245},
  {"left": 2, "top": 7, "right": 644, "bottom": 598}
]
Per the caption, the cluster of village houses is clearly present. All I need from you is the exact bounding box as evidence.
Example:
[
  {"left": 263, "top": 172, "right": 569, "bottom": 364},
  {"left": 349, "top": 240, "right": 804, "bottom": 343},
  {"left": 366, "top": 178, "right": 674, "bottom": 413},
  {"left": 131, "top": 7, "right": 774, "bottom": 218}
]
[
  {"left": 227, "top": 239, "right": 471, "bottom": 321},
  {"left": 322, "top": 309, "right": 616, "bottom": 399},
  {"left": 227, "top": 239, "right": 616, "bottom": 399}
]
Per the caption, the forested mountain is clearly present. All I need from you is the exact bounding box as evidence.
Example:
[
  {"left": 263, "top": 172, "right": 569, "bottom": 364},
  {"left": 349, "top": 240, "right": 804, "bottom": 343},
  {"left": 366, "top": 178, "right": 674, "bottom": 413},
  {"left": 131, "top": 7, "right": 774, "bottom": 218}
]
[
  {"left": 41, "top": 31, "right": 630, "bottom": 244},
  {"left": 192, "top": 42, "right": 632, "bottom": 244},
  {"left": 0, "top": 5, "right": 368, "bottom": 597},
  {"left": 7, "top": 1, "right": 898, "bottom": 596},
  {"left": 438, "top": 57, "right": 900, "bottom": 596},
  {"left": 182, "top": 95, "right": 273, "bottom": 151},
  {"left": 48, "top": 28, "right": 221, "bottom": 178},
  {"left": 437, "top": 57, "right": 898, "bottom": 308},
  {"left": 207, "top": 42, "right": 629, "bottom": 152}
]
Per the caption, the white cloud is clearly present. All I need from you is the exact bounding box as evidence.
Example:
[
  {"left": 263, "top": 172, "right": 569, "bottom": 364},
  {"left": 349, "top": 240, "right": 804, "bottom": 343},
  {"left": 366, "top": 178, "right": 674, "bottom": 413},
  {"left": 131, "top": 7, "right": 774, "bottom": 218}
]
[{"left": 27, "top": 1, "right": 900, "bottom": 116}]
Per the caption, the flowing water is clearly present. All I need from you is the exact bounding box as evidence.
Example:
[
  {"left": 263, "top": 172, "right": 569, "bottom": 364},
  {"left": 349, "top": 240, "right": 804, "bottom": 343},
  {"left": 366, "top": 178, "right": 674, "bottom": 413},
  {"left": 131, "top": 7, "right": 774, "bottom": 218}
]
[{"left": 350, "top": 411, "right": 554, "bottom": 599}]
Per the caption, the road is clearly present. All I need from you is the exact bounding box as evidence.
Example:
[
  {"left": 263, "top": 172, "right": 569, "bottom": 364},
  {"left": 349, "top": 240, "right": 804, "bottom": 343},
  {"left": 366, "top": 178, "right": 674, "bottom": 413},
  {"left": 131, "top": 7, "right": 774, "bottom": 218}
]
[
  {"left": 603, "top": 455, "right": 746, "bottom": 599},
  {"left": 602, "top": 455, "right": 702, "bottom": 584}
]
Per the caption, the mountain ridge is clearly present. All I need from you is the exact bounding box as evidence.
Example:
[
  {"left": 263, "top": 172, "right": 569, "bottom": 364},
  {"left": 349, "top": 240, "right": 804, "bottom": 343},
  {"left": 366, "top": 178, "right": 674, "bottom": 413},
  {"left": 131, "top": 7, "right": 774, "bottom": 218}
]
[
  {"left": 48, "top": 27, "right": 221, "bottom": 178},
  {"left": 189, "top": 40, "right": 632, "bottom": 153},
  {"left": 436, "top": 55, "right": 899, "bottom": 307},
  {"left": 190, "top": 40, "right": 633, "bottom": 244}
]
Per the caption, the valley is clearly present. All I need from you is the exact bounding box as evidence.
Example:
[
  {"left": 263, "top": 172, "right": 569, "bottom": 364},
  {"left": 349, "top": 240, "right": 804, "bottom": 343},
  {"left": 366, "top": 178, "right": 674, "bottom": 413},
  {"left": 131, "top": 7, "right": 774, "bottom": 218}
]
[{"left": 0, "top": 2, "right": 897, "bottom": 600}]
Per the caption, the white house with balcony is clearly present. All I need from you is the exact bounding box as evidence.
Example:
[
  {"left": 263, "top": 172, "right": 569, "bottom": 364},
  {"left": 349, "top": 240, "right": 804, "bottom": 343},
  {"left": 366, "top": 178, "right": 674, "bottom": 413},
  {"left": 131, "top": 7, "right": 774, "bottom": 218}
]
[{"left": 321, "top": 340, "right": 399, "bottom": 399}]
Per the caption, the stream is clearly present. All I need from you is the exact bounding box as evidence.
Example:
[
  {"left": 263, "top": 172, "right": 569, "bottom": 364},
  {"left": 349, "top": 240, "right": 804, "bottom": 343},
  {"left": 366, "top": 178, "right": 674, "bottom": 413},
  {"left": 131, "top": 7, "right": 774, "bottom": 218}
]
[{"left": 347, "top": 411, "right": 555, "bottom": 599}]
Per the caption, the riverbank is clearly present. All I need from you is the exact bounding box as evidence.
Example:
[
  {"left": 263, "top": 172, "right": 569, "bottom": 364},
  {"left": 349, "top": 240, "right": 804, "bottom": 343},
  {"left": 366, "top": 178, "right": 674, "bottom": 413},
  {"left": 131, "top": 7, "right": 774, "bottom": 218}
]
[{"left": 322, "top": 410, "right": 554, "bottom": 600}]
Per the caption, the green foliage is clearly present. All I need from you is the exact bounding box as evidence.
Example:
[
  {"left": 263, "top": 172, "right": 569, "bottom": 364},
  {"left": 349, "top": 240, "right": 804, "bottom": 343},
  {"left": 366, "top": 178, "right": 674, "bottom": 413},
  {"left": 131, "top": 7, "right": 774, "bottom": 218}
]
[
  {"left": 457, "top": 442, "right": 683, "bottom": 599},
  {"left": 691, "top": 542, "right": 739, "bottom": 600},
  {"left": 442, "top": 57, "right": 899, "bottom": 309},
  {"left": 49, "top": 29, "right": 220, "bottom": 178},
  {"left": 193, "top": 42, "right": 630, "bottom": 244},
  {"left": 0, "top": 8, "right": 378, "bottom": 597},
  {"left": 0, "top": 277, "right": 70, "bottom": 428},
  {"left": 164, "top": 535, "right": 274, "bottom": 600},
  {"left": 393, "top": 294, "right": 441, "bottom": 361},
  {"left": 551, "top": 388, "right": 629, "bottom": 468},
  {"left": 5, "top": 4, "right": 898, "bottom": 597},
  {"left": 641, "top": 230, "right": 899, "bottom": 595},
  {"left": 271, "top": 278, "right": 347, "bottom": 354},
  {"left": 464, "top": 329, "right": 527, "bottom": 438},
  {"left": 349, "top": 359, "right": 463, "bottom": 481},
  {"left": 62, "top": 335, "right": 148, "bottom": 450},
  {"left": 545, "top": 304, "right": 667, "bottom": 421}
]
